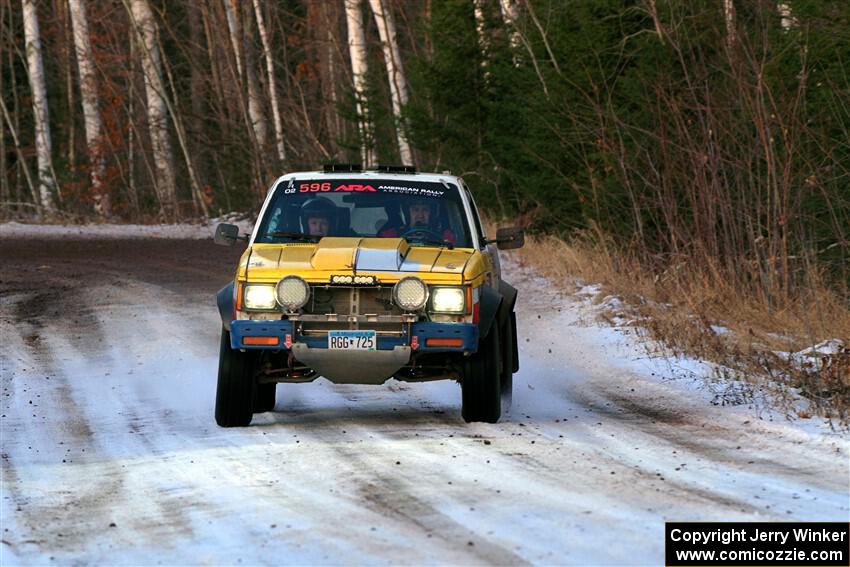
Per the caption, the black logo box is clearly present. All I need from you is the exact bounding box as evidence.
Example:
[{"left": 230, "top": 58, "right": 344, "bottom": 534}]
[{"left": 665, "top": 522, "right": 849, "bottom": 566}]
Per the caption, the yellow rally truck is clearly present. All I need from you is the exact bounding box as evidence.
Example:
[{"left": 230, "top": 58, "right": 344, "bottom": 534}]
[{"left": 214, "top": 165, "right": 524, "bottom": 427}]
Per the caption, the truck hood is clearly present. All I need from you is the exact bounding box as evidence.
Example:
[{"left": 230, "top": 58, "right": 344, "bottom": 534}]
[{"left": 245, "top": 237, "right": 481, "bottom": 282}]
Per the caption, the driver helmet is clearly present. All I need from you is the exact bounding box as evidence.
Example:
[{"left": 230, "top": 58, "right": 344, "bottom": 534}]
[
  {"left": 406, "top": 197, "right": 438, "bottom": 229},
  {"left": 300, "top": 197, "right": 336, "bottom": 235}
]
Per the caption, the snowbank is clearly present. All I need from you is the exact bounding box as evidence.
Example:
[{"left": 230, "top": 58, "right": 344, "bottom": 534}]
[{"left": 0, "top": 214, "right": 254, "bottom": 240}]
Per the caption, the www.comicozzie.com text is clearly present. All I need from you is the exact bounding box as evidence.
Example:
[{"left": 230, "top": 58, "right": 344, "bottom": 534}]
[{"left": 669, "top": 527, "right": 848, "bottom": 546}]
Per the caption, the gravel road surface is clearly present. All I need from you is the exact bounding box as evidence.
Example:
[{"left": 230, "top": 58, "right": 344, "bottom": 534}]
[{"left": 1, "top": 237, "right": 847, "bottom": 565}]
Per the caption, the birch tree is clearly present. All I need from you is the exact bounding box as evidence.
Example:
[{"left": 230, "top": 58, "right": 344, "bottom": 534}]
[
  {"left": 128, "top": 0, "right": 178, "bottom": 219},
  {"left": 252, "top": 0, "right": 285, "bottom": 165},
  {"left": 223, "top": 0, "right": 268, "bottom": 156},
  {"left": 22, "top": 0, "right": 56, "bottom": 214},
  {"left": 321, "top": 1, "right": 344, "bottom": 154},
  {"left": 473, "top": 0, "right": 490, "bottom": 78},
  {"left": 69, "top": 0, "right": 110, "bottom": 216},
  {"left": 499, "top": 0, "right": 521, "bottom": 58},
  {"left": 368, "top": 0, "right": 412, "bottom": 165},
  {"left": 723, "top": 0, "right": 736, "bottom": 48},
  {"left": 345, "top": 0, "right": 374, "bottom": 166},
  {"left": 777, "top": 2, "right": 796, "bottom": 30}
]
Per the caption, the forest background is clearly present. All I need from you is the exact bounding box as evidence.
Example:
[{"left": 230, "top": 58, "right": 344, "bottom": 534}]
[{"left": 3, "top": 0, "right": 849, "bottom": 418}]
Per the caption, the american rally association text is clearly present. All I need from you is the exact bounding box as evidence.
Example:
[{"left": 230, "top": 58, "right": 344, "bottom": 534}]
[{"left": 669, "top": 527, "right": 848, "bottom": 547}]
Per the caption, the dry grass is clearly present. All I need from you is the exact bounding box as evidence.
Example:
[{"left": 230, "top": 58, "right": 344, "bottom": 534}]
[{"left": 497, "top": 222, "right": 850, "bottom": 425}]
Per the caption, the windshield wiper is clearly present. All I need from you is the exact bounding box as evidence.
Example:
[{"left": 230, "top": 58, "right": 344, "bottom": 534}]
[
  {"left": 405, "top": 236, "right": 454, "bottom": 250},
  {"left": 266, "top": 230, "right": 322, "bottom": 242}
]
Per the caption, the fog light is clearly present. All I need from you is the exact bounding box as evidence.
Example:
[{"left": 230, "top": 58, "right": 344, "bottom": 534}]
[
  {"left": 276, "top": 276, "right": 310, "bottom": 310},
  {"left": 393, "top": 277, "right": 428, "bottom": 311}
]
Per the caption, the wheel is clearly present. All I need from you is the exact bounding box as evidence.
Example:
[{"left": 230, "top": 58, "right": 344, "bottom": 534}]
[
  {"left": 500, "top": 313, "right": 515, "bottom": 411},
  {"left": 253, "top": 382, "right": 276, "bottom": 413},
  {"left": 461, "top": 322, "right": 501, "bottom": 423},
  {"left": 215, "top": 329, "right": 258, "bottom": 427}
]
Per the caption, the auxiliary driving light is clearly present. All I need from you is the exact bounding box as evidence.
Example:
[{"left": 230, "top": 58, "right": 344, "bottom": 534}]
[
  {"left": 393, "top": 277, "right": 428, "bottom": 311},
  {"left": 275, "top": 275, "right": 310, "bottom": 310},
  {"left": 330, "top": 274, "right": 377, "bottom": 285}
]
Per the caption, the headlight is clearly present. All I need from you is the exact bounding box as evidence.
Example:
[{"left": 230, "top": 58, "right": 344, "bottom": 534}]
[
  {"left": 430, "top": 287, "right": 465, "bottom": 313},
  {"left": 276, "top": 275, "right": 310, "bottom": 310},
  {"left": 243, "top": 284, "right": 277, "bottom": 310},
  {"left": 393, "top": 277, "right": 428, "bottom": 311}
]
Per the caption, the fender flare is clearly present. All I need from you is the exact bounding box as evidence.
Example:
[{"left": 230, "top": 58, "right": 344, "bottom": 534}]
[
  {"left": 477, "top": 280, "right": 517, "bottom": 338},
  {"left": 217, "top": 282, "right": 235, "bottom": 331},
  {"left": 477, "top": 284, "right": 502, "bottom": 340},
  {"left": 498, "top": 280, "right": 519, "bottom": 373}
]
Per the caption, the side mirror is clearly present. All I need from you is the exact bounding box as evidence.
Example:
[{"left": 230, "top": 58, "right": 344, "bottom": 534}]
[
  {"left": 494, "top": 227, "right": 524, "bottom": 250},
  {"left": 214, "top": 223, "right": 241, "bottom": 246}
]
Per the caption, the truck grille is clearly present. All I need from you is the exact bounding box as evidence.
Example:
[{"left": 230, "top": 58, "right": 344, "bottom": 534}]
[{"left": 299, "top": 286, "right": 407, "bottom": 336}]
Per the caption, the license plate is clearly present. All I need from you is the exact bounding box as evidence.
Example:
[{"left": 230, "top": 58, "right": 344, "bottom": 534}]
[{"left": 328, "top": 330, "right": 376, "bottom": 350}]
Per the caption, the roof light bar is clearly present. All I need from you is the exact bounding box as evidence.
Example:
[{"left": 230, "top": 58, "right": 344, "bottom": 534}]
[
  {"left": 373, "top": 164, "right": 417, "bottom": 174},
  {"left": 322, "top": 163, "right": 362, "bottom": 173}
]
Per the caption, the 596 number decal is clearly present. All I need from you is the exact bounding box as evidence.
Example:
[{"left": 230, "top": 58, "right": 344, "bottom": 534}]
[{"left": 299, "top": 182, "right": 331, "bottom": 192}]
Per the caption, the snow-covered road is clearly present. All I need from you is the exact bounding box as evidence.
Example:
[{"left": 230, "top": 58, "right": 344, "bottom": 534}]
[{"left": 1, "top": 236, "right": 847, "bottom": 565}]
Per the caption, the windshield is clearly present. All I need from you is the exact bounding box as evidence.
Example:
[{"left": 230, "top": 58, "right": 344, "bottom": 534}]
[{"left": 254, "top": 178, "right": 473, "bottom": 248}]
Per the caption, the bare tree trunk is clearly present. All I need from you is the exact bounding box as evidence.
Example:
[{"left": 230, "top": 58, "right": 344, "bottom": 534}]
[
  {"left": 498, "top": 0, "right": 549, "bottom": 96},
  {"left": 222, "top": 0, "right": 268, "bottom": 183},
  {"left": 0, "top": 97, "right": 40, "bottom": 215},
  {"left": 6, "top": 18, "right": 25, "bottom": 207},
  {"left": 186, "top": 1, "right": 207, "bottom": 196},
  {"left": 240, "top": 2, "right": 269, "bottom": 157},
  {"left": 201, "top": 3, "right": 230, "bottom": 128},
  {"left": 126, "top": 35, "right": 139, "bottom": 216},
  {"left": 524, "top": 0, "right": 561, "bottom": 75},
  {"left": 217, "top": 0, "right": 265, "bottom": 195},
  {"left": 499, "top": 0, "right": 521, "bottom": 60},
  {"left": 128, "top": 0, "right": 178, "bottom": 220},
  {"left": 315, "top": 0, "right": 344, "bottom": 157},
  {"left": 345, "top": 0, "right": 374, "bottom": 167},
  {"left": 157, "top": 30, "right": 210, "bottom": 218},
  {"left": 326, "top": 19, "right": 341, "bottom": 151},
  {"left": 646, "top": 0, "right": 665, "bottom": 43},
  {"left": 368, "top": 0, "right": 412, "bottom": 165},
  {"left": 473, "top": 0, "right": 490, "bottom": 78},
  {"left": 59, "top": 0, "right": 75, "bottom": 170},
  {"left": 252, "top": 0, "right": 286, "bottom": 166},
  {"left": 777, "top": 2, "right": 796, "bottom": 30},
  {"left": 69, "top": 0, "right": 110, "bottom": 216},
  {"left": 723, "top": 0, "right": 736, "bottom": 49},
  {"left": 222, "top": 0, "right": 243, "bottom": 79},
  {"left": 22, "top": 0, "right": 56, "bottom": 214},
  {"left": 0, "top": 0, "right": 8, "bottom": 211}
]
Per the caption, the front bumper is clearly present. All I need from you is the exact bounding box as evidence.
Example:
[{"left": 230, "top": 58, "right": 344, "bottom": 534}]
[{"left": 229, "top": 319, "right": 479, "bottom": 353}]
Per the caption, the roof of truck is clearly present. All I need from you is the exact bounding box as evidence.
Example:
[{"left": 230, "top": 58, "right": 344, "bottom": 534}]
[{"left": 273, "top": 170, "right": 462, "bottom": 186}]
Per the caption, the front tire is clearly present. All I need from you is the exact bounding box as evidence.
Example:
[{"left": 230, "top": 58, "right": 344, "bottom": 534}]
[
  {"left": 215, "top": 329, "right": 258, "bottom": 427},
  {"left": 461, "top": 322, "right": 501, "bottom": 423}
]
